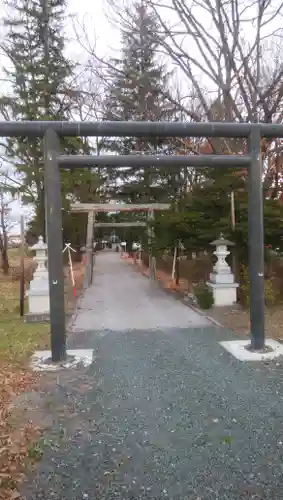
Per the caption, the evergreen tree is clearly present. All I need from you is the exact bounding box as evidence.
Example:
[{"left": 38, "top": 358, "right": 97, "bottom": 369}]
[
  {"left": 154, "top": 172, "right": 283, "bottom": 265},
  {"left": 0, "top": 0, "right": 100, "bottom": 240},
  {"left": 102, "top": 1, "right": 179, "bottom": 204}
]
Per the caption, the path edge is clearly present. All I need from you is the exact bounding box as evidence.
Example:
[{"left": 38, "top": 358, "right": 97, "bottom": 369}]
[{"left": 131, "top": 262, "right": 223, "bottom": 329}]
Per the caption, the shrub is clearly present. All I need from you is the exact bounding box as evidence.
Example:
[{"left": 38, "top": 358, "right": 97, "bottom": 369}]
[
  {"left": 193, "top": 282, "right": 214, "bottom": 309},
  {"left": 239, "top": 264, "right": 278, "bottom": 307}
]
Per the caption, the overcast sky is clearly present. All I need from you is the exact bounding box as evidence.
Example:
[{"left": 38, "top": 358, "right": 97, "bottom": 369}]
[
  {"left": 68, "top": 0, "right": 124, "bottom": 70},
  {"left": 0, "top": 0, "right": 117, "bottom": 87},
  {"left": 0, "top": 0, "right": 116, "bottom": 232},
  {"left": 0, "top": 0, "right": 281, "bottom": 231}
]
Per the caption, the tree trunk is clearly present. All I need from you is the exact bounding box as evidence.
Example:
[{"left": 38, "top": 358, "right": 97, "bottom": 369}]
[{"left": 1, "top": 247, "right": 9, "bottom": 275}]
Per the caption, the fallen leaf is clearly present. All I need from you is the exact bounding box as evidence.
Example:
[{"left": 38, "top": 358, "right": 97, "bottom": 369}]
[{"left": 9, "top": 491, "right": 21, "bottom": 499}]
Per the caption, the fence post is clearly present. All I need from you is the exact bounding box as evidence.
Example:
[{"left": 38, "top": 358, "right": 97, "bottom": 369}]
[
  {"left": 44, "top": 129, "right": 66, "bottom": 362},
  {"left": 247, "top": 126, "right": 265, "bottom": 350}
]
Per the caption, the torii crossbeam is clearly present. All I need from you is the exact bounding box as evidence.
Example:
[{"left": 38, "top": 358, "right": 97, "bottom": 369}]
[
  {"left": 70, "top": 203, "right": 170, "bottom": 212},
  {"left": 94, "top": 222, "right": 147, "bottom": 228}
]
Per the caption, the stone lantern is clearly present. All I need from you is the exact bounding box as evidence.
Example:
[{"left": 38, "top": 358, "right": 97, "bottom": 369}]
[
  {"left": 26, "top": 235, "right": 50, "bottom": 320},
  {"left": 207, "top": 233, "right": 239, "bottom": 306}
]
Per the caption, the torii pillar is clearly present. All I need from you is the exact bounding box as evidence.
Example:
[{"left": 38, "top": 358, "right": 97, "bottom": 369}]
[
  {"left": 84, "top": 210, "right": 95, "bottom": 288},
  {"left": 148, "top": 209, "right": 156, "bottom": 280}
]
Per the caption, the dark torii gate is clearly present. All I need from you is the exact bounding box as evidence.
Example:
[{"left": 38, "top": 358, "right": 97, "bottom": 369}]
[
  {"left": 70, "top": 202, "right": 170, "bottom": 287},
  {"left": 0, "top": 120, "right": 281, "bottom": 359}
]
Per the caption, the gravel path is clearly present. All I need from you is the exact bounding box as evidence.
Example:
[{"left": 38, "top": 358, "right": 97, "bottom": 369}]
[
  {"left": 71, "top": 252, "right": 210, "bottom": 331},
  {"left": 21, "top": 253, "right": 283, "bottom": 499}
]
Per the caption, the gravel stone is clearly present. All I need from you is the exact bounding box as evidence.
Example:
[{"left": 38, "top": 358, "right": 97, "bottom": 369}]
[{"left": 21, "top": 253, "right": 283, "bottom": 499}]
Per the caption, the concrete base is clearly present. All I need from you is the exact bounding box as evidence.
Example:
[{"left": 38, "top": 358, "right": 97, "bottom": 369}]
[
  {"left": 25, "top": 312, "right": 50, "bottom": 323},
  {"left": 219, "top": 339, "right": 283, "bottom": 361},
  {"left": 27, "top": 292, "right": 50, "bottom": 315},
  {"left": 30, "top": 349, "right": 94, "bottom": 371},
  {"left": 207, "top": 281, "right": 238, "bottom": 306},
  {"left": 209, "top": 272, "right": 234, "bottom": 284}
]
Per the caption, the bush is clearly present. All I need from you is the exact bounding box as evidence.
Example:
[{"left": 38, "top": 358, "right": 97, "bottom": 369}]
[
  {"left": 193, "top": 282, "right": 214, "bottom": 309},
  {"left": 239, "top": 265, "right": 278, "bottom": 307}
]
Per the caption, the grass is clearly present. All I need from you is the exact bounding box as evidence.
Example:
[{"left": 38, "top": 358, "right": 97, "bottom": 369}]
[
  {"left": 0, "top": 304, "right": 49, "bottom": 363},
  {"left": 0, "top": 249, "right": 49, "bottom": 363},
  {"left": 0, "top": 265, "right": 47, "bottom": 500},
  {"left": 0, "top": 246, "right": 85, "bottom": 362}
]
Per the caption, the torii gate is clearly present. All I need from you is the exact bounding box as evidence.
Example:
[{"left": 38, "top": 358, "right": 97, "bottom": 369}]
[{"left": 70, "top": 202, "right": 171, "bottom": 287}]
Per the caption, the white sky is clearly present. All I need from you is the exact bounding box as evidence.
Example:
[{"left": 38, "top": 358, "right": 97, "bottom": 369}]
[
  {"left": 67, "top": 0, "right": 119, "bottom": 61},
  {"left": 0, "top": 0, "right": 281, "bottom": 231},
  {"left": 0, "top": 0, "right": 115, "bottom": 231}
]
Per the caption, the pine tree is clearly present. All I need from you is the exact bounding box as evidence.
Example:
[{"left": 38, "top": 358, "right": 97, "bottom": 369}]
[
  {"left": 0, "top": 0, "right": 99, "bottom": 239},
  {"left": 102, "top": 1, "right": 179, "bottom": 204}
]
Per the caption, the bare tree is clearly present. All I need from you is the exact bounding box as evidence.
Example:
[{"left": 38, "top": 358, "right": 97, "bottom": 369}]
[
  {"left": 141, "top": 0, "right": 283, "bottom": 122},
  {"left": 0, "top": 169, "right": 17, "bottom": 274},
  {"left": 105, "top": 0, "right": 283, "bottom": 195},
  {"left": 68, "top": 65, "right": 104, "bottom": 153},
  {"left": 70, "top": 12, "right": 119, "bottom": 101},
  {"left": 106, "top": 1, "right": 282, "bottom": 142}
]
